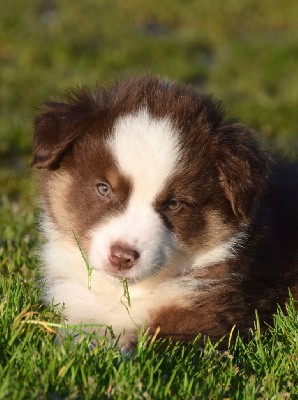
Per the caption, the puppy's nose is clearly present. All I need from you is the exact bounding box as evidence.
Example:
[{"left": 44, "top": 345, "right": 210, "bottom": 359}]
[{"left": 109, "top": 243, "right": 140, "bottom": 270}]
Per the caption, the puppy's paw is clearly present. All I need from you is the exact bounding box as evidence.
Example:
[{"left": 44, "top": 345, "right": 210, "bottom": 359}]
[{"left": 118, "top": 332, "right": 138, "bottom": 358}]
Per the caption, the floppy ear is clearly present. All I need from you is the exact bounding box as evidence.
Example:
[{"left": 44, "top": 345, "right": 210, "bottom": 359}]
[
  {"left": 32, "top": 89, "right": 98, "bottom": 169},
  {"left": 214, "top": 122, "right": 270, "bottom": 222}
]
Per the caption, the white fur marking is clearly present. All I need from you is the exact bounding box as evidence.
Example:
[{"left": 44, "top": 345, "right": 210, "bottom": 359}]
[
  {"left": 109, "top": 108, "right": 181, "bottom": 202},
  {"left": 192, "top": 232, "right": 246, "bottom": 270}
]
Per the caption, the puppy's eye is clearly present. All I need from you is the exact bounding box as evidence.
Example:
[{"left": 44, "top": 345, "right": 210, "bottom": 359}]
[
  {"left": 96, "top": 182, "right": 111, "bottom": 197},
  {"left": 163, "top": 198, "right": 181, "bottom": 211}
]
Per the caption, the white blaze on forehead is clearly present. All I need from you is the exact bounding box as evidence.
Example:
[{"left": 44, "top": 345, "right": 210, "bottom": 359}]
[{"left": 109, "top": 109, "right": 181, "bottom": 202}]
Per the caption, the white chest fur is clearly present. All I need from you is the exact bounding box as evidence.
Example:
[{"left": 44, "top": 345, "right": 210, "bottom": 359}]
[{"left": 41, "top": 238, "right": 194, "bottom": 337}]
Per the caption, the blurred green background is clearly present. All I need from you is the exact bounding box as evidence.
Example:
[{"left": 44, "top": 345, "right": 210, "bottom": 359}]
[{"left": 1, "top": 0, "right": 298, "bottom": 199}]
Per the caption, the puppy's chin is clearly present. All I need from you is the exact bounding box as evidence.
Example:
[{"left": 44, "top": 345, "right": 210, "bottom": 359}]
[
  {"left": 101, "top": 265, "right": 136, "bottom": 281},
  {"left": 100, "top": 263, "right": 162, "bottom": 283}
]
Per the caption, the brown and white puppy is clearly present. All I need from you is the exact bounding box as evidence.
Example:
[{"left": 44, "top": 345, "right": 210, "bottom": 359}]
[{"left": 32, "top": 76, "right": 298, "bottom": 347}]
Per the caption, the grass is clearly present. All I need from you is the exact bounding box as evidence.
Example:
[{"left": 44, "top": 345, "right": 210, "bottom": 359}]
[
  {"left": 0, "top": 270, "right": 297, "bottom": 399},
  {"left": 0, "top": 0, "right": 298, "bottom": 398}
]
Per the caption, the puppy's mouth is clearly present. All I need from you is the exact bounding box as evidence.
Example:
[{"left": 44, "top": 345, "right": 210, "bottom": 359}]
[{"left": 104, "top": 264, "right": 135, "bottom": 280}]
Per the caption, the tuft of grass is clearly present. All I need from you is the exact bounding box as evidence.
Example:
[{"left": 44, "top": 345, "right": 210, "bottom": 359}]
[
  {"left": 73, "top": 234, "right": 94, "bottom": 290},
  {"left": 122, "top": 278, "right": 132, "bottom": 308}
]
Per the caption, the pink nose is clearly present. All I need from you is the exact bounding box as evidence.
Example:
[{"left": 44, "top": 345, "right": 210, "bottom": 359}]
[{"left": 109, "top": 243, "right": 140, "bottom": 270}]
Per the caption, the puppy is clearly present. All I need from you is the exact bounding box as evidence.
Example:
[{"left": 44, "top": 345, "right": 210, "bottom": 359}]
[{"left": 32, "top": 76, "right": 298, "bottom": 347}]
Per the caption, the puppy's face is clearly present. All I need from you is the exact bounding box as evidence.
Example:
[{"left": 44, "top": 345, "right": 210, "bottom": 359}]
[
  {"left": 33, "top": 77, "right": 269, "bottom": 281},
  {"left": 87, "top": 110, "right": 183, "bottom": 280}
]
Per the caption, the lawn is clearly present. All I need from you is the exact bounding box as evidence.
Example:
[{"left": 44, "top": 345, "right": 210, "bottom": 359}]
[{"left": 0, "top": 0, "right": 297, "bottom": 398}]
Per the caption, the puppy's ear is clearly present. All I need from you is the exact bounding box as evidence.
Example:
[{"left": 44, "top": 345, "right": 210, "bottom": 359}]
[
  {"left": 32, "top": 89, "right": 98, "bottom": 169},
  {"left": 214, "top": 122, "right": 270, "bottom": 222}
]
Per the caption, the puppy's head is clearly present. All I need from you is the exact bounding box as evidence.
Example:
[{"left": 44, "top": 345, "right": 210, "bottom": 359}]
[{"left": 33, "top": 76, "right": 269, "bottom": 281}]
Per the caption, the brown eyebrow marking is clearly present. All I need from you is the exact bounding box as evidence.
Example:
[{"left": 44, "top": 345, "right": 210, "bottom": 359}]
[{"left": 105, "top": 168, "right": 121, "bottom": 189}]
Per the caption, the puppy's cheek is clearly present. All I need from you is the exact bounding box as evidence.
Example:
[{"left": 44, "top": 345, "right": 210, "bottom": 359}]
[{"left": 129, "top": 230, "right": 178, "bottom": 279}]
